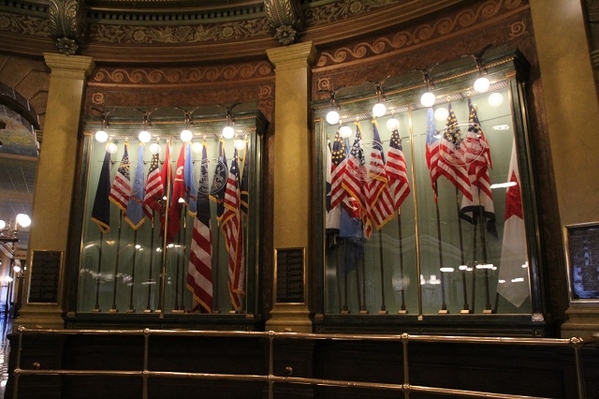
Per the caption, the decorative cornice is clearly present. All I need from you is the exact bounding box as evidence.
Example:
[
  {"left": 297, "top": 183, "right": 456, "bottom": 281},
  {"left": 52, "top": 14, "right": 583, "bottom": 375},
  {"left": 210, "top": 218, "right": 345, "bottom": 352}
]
[
  {"left": 314, "top": 0, "right": 526, "bottom": 68},
  {"left": 49, "top": 0, "right": 87, "bottom": 55},
  {"left": 264, "top": 0, "right": 303, "bottom": 46},
  {"left": 0, "top": 10, "right": 51, "bottom": 38}
]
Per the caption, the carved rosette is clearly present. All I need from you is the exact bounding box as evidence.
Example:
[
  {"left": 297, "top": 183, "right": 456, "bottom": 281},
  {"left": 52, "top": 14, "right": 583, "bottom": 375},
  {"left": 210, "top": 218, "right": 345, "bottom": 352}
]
[
  {"left": 264, "top": 0, "right": 304, "bottom": 46},
  {"left": 49, "top": 0, "right": 87, "bottom": 55}
]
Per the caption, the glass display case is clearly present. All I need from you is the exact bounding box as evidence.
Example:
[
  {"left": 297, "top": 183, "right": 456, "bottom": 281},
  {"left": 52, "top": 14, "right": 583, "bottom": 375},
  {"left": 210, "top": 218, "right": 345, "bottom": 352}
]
[
  {"left": 69, "top": 104, "right": 267, "bottom": 327},
  {"left": 312, "top": 48, "right": 544, "bottom": 333}
]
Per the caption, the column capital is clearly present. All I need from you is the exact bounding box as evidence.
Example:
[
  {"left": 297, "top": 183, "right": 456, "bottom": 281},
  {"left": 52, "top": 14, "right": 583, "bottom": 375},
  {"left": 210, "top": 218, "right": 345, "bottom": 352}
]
[
  {"left": 43, "top": 53, "right": 95, "bottom": 80},
  {"left": 267, "top": 41, "right": 317, "bottom": 70}
]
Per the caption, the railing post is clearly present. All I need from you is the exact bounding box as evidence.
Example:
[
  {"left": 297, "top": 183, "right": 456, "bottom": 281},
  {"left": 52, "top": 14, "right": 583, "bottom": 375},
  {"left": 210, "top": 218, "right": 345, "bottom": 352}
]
[
  {"left": 402, "top": 333, "right": 410, "bottom": 399},
  {"left": 268, "top": 330, "right": 275, "bottom": 399},
  {"left": 570, "top": 337, "right": 586, "bottom": 399},
  {"left": 143, "top": 328, "right": 150, "bottom": 399}
]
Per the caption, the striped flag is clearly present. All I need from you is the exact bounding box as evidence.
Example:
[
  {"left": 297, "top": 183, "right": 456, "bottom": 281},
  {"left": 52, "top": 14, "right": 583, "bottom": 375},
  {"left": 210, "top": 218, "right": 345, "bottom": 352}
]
[
  {"left": 184, "top": 142, "right": 197, "bottom": 217},
  {"left": 125, "top": 144, "right": 146, "bottom": 230},
  {"left": 425, "top": 108, "right": 441, "bottom": 201},
  {"left": 221, "top": 149, "right": 245, "bottom": 311},
  {"left": 188, "top": 143, "right": 213, "bottom": 312},
  {"left": 167, "top": 143, "right": 186, "bottom": 244},
  {"left": 497, "top": 140, "right": 529, "bottom": 307},
  {"left": 91, "top": 149, "right": 111, "bottom": 233},
  {"left": 385, "top": 126, "right": 411, "bottom": 210},
  {"left": 109, "top": 142, "right": 131, "bottom": 212},
  {"left": 329, "top": 128, "right": 347, "bottom": 210},
  {"left": 460, "top": 99, "right": 496, "bottom": 235},
  {"left": 368, "top": 121, "right": 395, "bottom": 229},
  {"left": 342, "top": 124, "right": 372, "bottom": 239},
  {"left": 439, "top": 104, "right": 472, "bottom": 201},
  {"left": 143, "top": 151, "right": 164, "bottom": 220}
]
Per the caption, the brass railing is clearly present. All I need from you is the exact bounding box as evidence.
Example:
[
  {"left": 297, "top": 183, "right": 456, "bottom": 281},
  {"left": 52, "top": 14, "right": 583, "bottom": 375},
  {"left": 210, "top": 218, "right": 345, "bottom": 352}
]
[{"left": 11, "top": 327, "right": 599, "bottom": 399}]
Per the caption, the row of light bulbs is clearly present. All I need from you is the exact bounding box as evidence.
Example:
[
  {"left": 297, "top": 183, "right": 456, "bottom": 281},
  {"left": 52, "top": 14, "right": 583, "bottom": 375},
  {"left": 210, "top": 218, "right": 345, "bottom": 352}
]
[{"left": 94, "top": 127, "right": 248, "bottom": 154}]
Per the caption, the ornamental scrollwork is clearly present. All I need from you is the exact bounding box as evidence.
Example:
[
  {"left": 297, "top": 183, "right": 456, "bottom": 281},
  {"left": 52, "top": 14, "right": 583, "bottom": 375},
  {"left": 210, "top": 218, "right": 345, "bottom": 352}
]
[
  {"left": 264, "top": 0, "right": 303, "bottom": 46},
  {"left": 49, "top": 0, "right": 86, "bottom": 55}
]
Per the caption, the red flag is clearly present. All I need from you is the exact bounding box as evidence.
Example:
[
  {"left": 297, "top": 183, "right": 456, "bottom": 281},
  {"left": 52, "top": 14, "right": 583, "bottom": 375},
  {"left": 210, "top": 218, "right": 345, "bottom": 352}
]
[
  {"left": 386, "top": 126, "right": 411, "bottom": 210},
  {"left": 109, "top": 142, "right": 131, "bottom": 212},
  {"left": 221, "top": 149, "right": 244, "bottom": 310},
  {"left": 167, "top": 143, "right": 186, "bottom": 244},
  {"left": 188, "top": 143, "right": 213, "bottom": 312},
  {"left": 497, "top": 141, "right": 529, "bottom": 307}
]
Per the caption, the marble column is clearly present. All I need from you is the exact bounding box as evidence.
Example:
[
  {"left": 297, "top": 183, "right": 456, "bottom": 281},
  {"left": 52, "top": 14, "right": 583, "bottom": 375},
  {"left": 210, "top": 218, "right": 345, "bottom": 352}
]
[
  {"left": 16, "top": 53, "right": 94, "bottom": 330},
  {"left": 266, "top": 42, "right": 317, "bottom": 332}
]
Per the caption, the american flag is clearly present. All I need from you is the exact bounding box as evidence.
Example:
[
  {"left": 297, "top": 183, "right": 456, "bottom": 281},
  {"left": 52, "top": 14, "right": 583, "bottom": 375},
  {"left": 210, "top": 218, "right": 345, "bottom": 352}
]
[
  {"left": 221, "top": 148, "right": 244, "bottom": 311},
  {"left": 386, "top": 126, "right": 411, "bottom": 210},
  {"left": 167, "top": 143, "right": 186, "bottom": 244},
  {"left": 109, "top": 142, "right": 131, "bottom": 212},
  {"left": 187, "top": 143, "right": 213, "bottom": 312},
  {"left": 460, "top": 99, "right": 496, "bottom": 234},
  {"left": 439, "top": 104, "right": 472, "bottom": 201},
  {"left": 329, "top": 128, "right": 347, "bottom": 210},
  {"left": 425, "top": 108, "right": 441, "bottom": 201},
  {"left": 342, "top": 124, "right": 372, "bottom": 239},
  {"left": 91, "top": 149, "right": 112, "bottom": 233},
  {"left": 368, "top": 122, "right": 395, "bottom": 229},
  {"left": 143, "top": 151, "right": 164, "bottom": 220}
]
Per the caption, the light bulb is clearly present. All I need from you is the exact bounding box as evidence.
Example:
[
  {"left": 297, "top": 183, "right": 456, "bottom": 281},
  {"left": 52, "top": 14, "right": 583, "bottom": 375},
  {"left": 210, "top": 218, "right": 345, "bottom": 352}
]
[
  {"left": 326, "top": 110, "right": 340, "bottom": 125},
  {"left": 222, "top": 125, "right": 235, "bottom": 139},
  {"left": 234, "top": 138, "right": 246, "bottom": 150},
  {"left": 420, "top": 92, "right": 436, "bottom": 107},
  {"left": 386, "top": 117, "right": 399, "bottom": 131},
  {"left": 138, "top": 130, "right": 151, "bottom": 143},
  {"left": 434, "top": 107, "right": 449, "bottom": 121},
  {"left": 372, "top": 102, "right": 387, "bottom": 118},
  {"left": 488, "top": 92, "right": 504, "bottom": 107},
  {"left": 0, "top": 220, "right": 5, "bottom": 230},
  {"left": 474, "top": 76, "right": 490, "bottom": 93},
  {"left": 95, "top": 130, "right": 108, "bottom": 143},
  {"left": 150, "top": 143, "right": 161, "bottom": 154},
  {"left": 16, "top": 213, "right": 31, "bottom": 228},
  {"left": 107, "top": 142, "right": 118, "bottom": 154},
  {"left": 339, "top": 125, "right": 353, "bottom": 138},
  {"left": 180, "top": 129, "right": 193, "bottom": 142},
  {"left": 191, "top": 142, "right": 203, "bottom": 153}
]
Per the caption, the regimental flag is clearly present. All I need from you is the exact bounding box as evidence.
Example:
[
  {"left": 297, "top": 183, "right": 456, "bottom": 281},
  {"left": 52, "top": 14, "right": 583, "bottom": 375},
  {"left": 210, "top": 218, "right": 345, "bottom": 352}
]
[
  {"left": 368, "top": 121, "right": 395, "bottom": 229},
  {"left": 188, "top": 143, "right": 213, "bottom": 312},
  {"left": 342, "top": 124, "right": 372, "bottom": 239},
  {"left": 460, "top": 99, "right": 497, "bottom": 236},
  {"left": 91, "top": 149, "right": 112, "bottom": 233},
  {"left": 221, "top": 149, "right": 245, "bottom": 311},
  {"left": 143, "top": 151, "right": 164, "bottom": 221},
  {"left": 425, "top": 108, "right": 441, "bottom": 201},
  {"left": 385, "top": 126, "right": 411, "bottom": 210},
  {"left": 210, "top": 140, "right": 228, "bottom": 221},
  {"left": 497, "top": 140, "right": 530, "bottom": 307},
  {"left": 184, "top": 142, "right": 197, "bottom": 217},
  {"left": 125, "top": 144, "right": 146, "bottom": 230},
  {"left": 439, "top": 103, "right": 472, "bottom": 201},
  {"left": 109, "top": 142, "right": 132, "bottom": 212},
  {"left": 240, "top": 144, "right": 249, "bottom": 216},
  {"left": 167, "top": 143, "right": 186, "bottom": 244}
]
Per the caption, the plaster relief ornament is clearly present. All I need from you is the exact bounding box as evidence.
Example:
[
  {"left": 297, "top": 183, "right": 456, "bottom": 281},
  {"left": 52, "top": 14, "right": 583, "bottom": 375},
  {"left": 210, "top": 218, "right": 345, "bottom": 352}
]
[
  {"left": 264, "top": 0, "right": 304, "bottom": 46},
  {"left": 49, "top": 0, "right": 87, "bottom": 55}
]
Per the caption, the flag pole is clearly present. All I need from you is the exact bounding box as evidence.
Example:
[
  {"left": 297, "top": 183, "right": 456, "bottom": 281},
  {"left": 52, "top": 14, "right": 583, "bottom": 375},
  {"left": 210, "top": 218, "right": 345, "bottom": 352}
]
[
  {"left": 377, "top": 229, "right": 388, "bottom": 314},
  {"left": 471, "top": 224, "right": 477, "bottom": 313},
  {"left": 358, "top": 240, "right": 368, "bottom": 314},
  {"left": 145, "top": 214, "right": 156, "bottom": 312},
  {"left": 456, "top": 188, "right": 471, "bottom": 314},
  {"left": 212, "top": 220, "right": 221, "bottom": 314},
  {"left": 179, "top": 207, "right": 188, "bottom": 312},
  {"left": 172, "top": 205, "right": 184, "bottom": 313},
  {"left": 341, "top": 239, "right": 349, "bottom": 314},
  {"left": 478, "top": 195, "right": 494, "bottom": 313},
  {"left": 397, "top": 211, "right": 407, "bottom": 314},
  {"left": 334, "top": 238, "right": 343, "bottom": 313},
  {"left": 93, "top": 232, "right": 104, "bottom": 312},
  {"left": 110, "top": 210, "right": 124, "bottom": 313},
  {"left": 127, "top": 229, "right": 138, "bottom": 313},
  {"left": 435, "top": 202, "right": 448, "bottom": 313}
]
